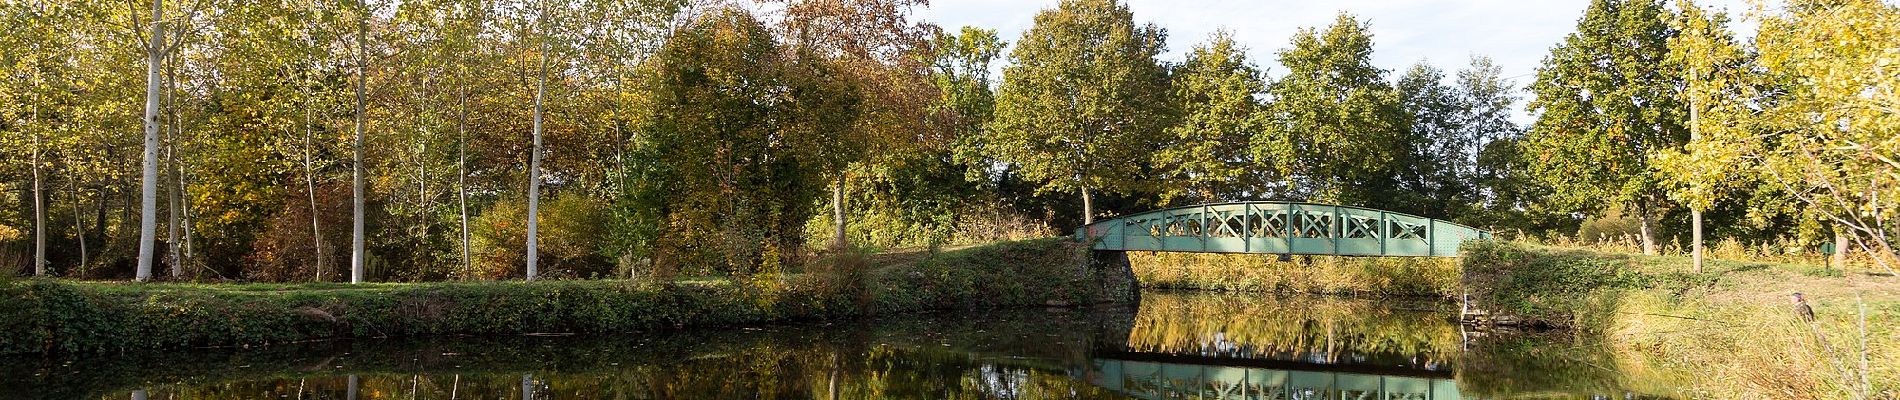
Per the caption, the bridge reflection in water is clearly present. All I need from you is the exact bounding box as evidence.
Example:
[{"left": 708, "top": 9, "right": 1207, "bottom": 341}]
[
  {"left": 1092, "top": 359, "right": 1458, "bottom": 400},
  {"left": 1088, "top": 292, "right": 1466, "bottom": 400}
]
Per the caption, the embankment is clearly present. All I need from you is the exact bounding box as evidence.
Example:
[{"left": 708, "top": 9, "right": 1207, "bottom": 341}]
[
  {"left": 0, "top": 238, "right": 1134, "bottom": 356},
  {"left": 1459, "top": 241, "right": 1897, "bottom": 399}
]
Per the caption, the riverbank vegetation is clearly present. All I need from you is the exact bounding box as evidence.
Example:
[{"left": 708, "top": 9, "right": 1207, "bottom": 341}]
[
  {"left": 7, "top": 0, "right": 1892, "bottom": 287},
  {"left": 0, "top": 238, "right": 1129, "bottom": 355},
  {"left": 1460, "top": 240, "right": 1896, "bottom": 399},
  {"left": 1128, "top": 252, "right": 1458, "bottom": 297}
]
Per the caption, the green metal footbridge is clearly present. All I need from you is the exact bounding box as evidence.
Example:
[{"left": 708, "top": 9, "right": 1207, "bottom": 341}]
[{"left": 1074, "top": 202, "right": 1489, "bottom": 257}]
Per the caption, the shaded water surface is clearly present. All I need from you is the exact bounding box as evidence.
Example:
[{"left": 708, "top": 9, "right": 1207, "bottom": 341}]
[{"left": 3, "top": 291, "right": 1670, "bottom": 399}]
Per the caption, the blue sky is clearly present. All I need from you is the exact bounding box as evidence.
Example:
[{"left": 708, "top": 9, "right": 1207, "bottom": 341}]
[{"left": 913, "top": 0, "right": 1759, "bottom": 120}]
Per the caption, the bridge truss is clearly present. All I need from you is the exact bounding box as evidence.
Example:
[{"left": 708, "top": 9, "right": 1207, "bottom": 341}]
[{"left": 1075, "top": 202, "right": 1489, "bottom": 257}]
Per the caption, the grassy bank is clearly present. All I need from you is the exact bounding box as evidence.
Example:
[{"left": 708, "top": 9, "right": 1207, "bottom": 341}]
[
  {"left": 0, "top": 238, "right": 1131, "bottom": 356},
  {"left": 1460, "top": 241, "right": 1898, "bottom": 399},
  {"left": 1129, "top": 251, "right": 1459, "bottom": 297}
]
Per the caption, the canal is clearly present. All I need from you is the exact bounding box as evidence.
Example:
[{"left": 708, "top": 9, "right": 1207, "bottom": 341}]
[{"left": 2, "top": 291, "right": 1670, "bottom": 399}]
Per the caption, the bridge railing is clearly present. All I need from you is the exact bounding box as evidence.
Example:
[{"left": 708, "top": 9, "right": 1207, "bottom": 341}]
[{"left": 1074, "top": 202, "right": 1488, "bottom": 257}]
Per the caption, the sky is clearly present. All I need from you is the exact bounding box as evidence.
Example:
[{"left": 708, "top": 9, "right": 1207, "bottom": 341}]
[{"left": 913, "top": 0, "right": 1761, "bottom": 121}]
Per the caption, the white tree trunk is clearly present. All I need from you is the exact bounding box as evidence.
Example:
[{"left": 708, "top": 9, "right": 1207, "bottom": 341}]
[
  {"left": 1834, "top": 229, "right": 1850, "bottom": 271},
  {"left": 136, "top": 0, "right": 164, "bottom": 282},
  {"left": 304, "top": 10, "right": 325, "bottom": 281},
  {"left": 458, "top": 76, "right": 472, "bottom": 279},
  {"left": 1081, "top": 186, "right": 1094, "bottom": 225},
  {"left": 351, "top": 8, "right": 368, "bottom": 284},
  {"left": 31, "top": 112, "right": 44, "bottom": 276},
  {"left": 165, "top": 57, "right": 182, "bottom": 279},
  {"left": 832, "top": 175, "right": 845, "bottom": 248},
  {"left": 1637, "top": 200, "right": 1657, "bottom": 256},
  {"left": 525, "top": 4, "right": 547, "bottom": 281},
  {"left": 69, "top": 181, "right": 85, "bottom": 269},
  {"left": 306, "top": 90, "right": 324, "bottom": 281},
  {"left": 1691, "top": 209, "right": 1703, "bottom": 272}
]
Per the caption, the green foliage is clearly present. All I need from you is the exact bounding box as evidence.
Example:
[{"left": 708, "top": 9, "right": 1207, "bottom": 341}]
[
  {"left": 1255, "top": 14, "right": 1412, "bottom": 211},
  {"left": 616, "top": 9, "right": 847, "bottom": 277},
  {"left": 989, "top": 0, "right": 1173, "bottom": 223},
  {"left": 1520, "top": 0, "right": 1685, "bottom": 232},
  {"left": 1155, "top": 31, "right": 1268, "bottom": 204}
]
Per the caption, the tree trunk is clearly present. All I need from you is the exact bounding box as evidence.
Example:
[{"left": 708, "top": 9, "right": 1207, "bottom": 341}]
[
  {"left": 304, "top": 23, "right": 325, "bottom": 282},
  {"left": 1636, "top": 200, "right": 1657, "bottom": 256},
  {"left": 1081, "top": 185, "right": 1094, "bottom": 226},
  {"left": 1691, "top": 209, "right": 1703, "bottom": 273},
  {"left": 306, "top": 87, "right": 324, "bottom": 281},
  {"left": 31, "top": 111, "right": 44, "bottom": 276},
  {"left": 1834, "top": 229, "right": 1850, "bottom": 271},
  {"left": 525, "top": 4, "right": 547, "bottom": 281},
  {"left": 458, "top": 70, "right": 471, "bottom": 279},
  {"left": 351, "top": 8, "right": 368, "bottom": 284},
  {"left": 831, "top": 175, "right": 845, "bottom": 248},
  {"left": 70, "top": 181, "right": 85, "bottom": 270},
  {"left": 136, "top": 0, "right": 164, "bottom": 282},
  {"left": 165, "top": 54, "right": 182, "bottom": 279},
  {"left": 1688, "top": 71, "right": 1702, "bottom": 273},
  {"left": 520, "top": 374, "right": 533, "bottom": 400}
]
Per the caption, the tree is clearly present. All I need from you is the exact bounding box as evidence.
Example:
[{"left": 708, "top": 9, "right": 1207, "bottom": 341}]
[
  {"left": 351, "top": 0, "right": 370, "bottom": 283},
  {"left": 1653, "top": 0, "right": 1752, "bottom": 272},
  {"left": 1521, "top": 0, "right": 1683, "bottom": 255},
  {"left": 1155, "top": 31, "right": 1267, "bottom": 204},
  {"left": 527, "top": 0, "right": 550, "bottom": 280},
  {"left": 768, "top": 0, "right": 937, "bottom": 248},
  {"left": 1396, "top": 62, "right": 1471, "bottom": 217},
  {"left": 625, "top": 7, "right": 846, "bottom": 276},
  {"left": 1254, "top": 13, "right": 1410, "bottom": 211},
  {"left": 1457, "top": 56, "right": 1518, "bottom": 198},
  {"left": 1741, "top": 0, "right": 1900, "bottom": 271},
  {"left": 990, "top": 0, "right": 1171, "bottom": 225}
]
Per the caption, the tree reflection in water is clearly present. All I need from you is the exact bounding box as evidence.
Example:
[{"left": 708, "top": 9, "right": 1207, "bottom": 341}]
[{"left": 5, "top": 292, "right": 1671, "bottom": 399}]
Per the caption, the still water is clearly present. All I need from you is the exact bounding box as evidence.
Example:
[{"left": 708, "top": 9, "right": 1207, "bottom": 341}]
[{"left": 2, "top": 291, "right": 1671, "bottom": 399}]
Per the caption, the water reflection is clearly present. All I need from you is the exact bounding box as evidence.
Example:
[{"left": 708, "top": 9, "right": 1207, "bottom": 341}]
[{"left": 2, "top": 291, "right": 1668, "bottom": 399}]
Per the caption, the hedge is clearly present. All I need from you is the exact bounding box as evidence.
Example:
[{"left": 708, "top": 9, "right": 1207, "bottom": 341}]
[{"left": 0, "top": 238, "right": 1130, "bottom": 355}]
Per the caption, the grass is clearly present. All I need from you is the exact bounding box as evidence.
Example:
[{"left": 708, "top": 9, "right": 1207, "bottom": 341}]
[{"left": 1461, "top": 241, "right": 1898, "bottom": 399}]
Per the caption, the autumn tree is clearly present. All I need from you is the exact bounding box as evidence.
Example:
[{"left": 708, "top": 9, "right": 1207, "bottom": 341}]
[
  {"left": 1521, "top": 0, "right": 1683, "bottom": 255},
  {"left": 1739, "top": 0, "right": 1899, "bottom": 271},
  {"left": 766, "top": 0, "right": 938, "bottom": 248},
  {"left": 1653, "top": 0, "right": 1753, "bottom": 271},
  {"left": 990, "top": 0, "right": 1172, "bottom": 225},
  {"left": 624, "top": 7, "right": 847, "bottom": 275}
]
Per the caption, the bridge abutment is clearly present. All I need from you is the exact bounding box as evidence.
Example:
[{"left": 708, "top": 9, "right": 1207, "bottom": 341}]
[{"left": 1090, "top": 250, "right": 1140, "bottom": 304}]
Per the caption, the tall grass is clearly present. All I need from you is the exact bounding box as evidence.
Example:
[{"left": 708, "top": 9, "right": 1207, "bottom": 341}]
[
  {"left": 1128, "top": 252, "right": 1459, "bottom": 297},
  {"left": 1465, "top": 241, "right": 1897, "bottom": 399}
]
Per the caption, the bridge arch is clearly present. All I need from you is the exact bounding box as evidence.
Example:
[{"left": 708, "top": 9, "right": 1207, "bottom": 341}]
[{"left": 1075, "top": 202, "right": 1489, "bottom": 257}]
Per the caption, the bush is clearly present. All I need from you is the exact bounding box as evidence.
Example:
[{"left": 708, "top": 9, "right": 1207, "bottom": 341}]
[{"left": 470, "top": 195, "right": 613, "bottom": 280}]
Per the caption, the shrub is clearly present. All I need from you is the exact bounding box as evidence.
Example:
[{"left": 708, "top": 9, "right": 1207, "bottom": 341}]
[{"left": 471, "top": 195, "right": 613, "bottom": 280}]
